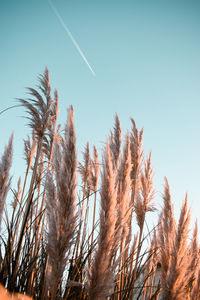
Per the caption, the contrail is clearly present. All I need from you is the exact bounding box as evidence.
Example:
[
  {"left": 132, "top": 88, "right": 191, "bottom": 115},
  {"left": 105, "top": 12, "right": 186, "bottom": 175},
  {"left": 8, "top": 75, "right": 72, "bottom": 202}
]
[{"left": 48, "top": 0, "right": 96, "bottom": 76}]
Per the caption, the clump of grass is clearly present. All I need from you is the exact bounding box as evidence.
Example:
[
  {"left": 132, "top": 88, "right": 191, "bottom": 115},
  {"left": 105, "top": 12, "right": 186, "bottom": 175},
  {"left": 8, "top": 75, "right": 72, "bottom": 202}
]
[{"left": 0, "top": 68, "right": 199, "bottom": 300}]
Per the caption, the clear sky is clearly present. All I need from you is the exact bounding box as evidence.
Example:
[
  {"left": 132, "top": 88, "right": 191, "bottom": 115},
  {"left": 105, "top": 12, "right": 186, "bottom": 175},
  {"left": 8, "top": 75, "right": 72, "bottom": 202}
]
[{"left": 1, "top": 0, "right": 200, "bottom": 228}]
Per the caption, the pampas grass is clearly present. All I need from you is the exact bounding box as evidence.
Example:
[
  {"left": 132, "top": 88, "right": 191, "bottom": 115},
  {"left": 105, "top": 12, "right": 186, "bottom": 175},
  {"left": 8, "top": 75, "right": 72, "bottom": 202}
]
[{"left": 0, "top": 68, "right": 199, "bottom": 300}]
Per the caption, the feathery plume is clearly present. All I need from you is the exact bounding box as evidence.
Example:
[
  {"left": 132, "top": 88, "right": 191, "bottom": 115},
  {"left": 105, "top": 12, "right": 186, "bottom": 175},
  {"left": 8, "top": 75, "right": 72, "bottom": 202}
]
[
  {"left": 88, "top": 143, "right": 118, "bottom": 300},
  {"left": 158, "top": 177, "right": 176, "bottom": 286},
  {"left": 134, "top": 152, "right": 156, "bottom": 229},
  {"left": 23, "top": 131, "right": 36, "bottom": 169},
  {"left": 18, "top": 67, "right": 55, "bottom": 140},
  {"left": 125, "top": 118, "right": 143, "bottom": 251},
  {"left": 186, "top": 220, "right": 199, "bottom": 294},
  {"left": 90, "top": 146, "right": 100, "bottom": 249},
  {"left": 78, "top": 142, "right": 92, "bottom": 190},
  {"left": 116, "top": 132, "right": 132, "bottom": 239},
  {"left": 89, "top": 146, "right": 100, "bottom": 192},
  {"left": 42, "top": 88, "right": 59, "bottom": 160},
  {"left": 11, "top": 177, "right": 21, "bottom": 210},
  {"left": 0, "top": 134, "right": 13, "bottom": 227},
  {"left": 109, "top": 114, "right": 122, "bottom": 169},
  {"left": 46, "top": 106, "right": 77, "bottom": 299},
  {"left": 162, "top": 194, "right": 191, "bottom": 300},
  {"left": 130, "top": 118, "right": 143, "bottom": 198},
  {"left": 191, "top": 269, "right": 200, "bottom": 300}
]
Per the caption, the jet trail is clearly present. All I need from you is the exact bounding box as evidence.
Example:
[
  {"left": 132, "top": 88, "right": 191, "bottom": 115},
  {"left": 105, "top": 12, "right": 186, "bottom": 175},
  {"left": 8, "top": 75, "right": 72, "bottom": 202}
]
[{"left": 48, "top": 0, "right": 96, "bottom": 76}]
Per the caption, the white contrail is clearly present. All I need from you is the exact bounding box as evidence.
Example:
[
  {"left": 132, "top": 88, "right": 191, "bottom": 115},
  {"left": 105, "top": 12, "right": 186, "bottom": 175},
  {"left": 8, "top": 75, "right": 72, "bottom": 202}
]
[{"left": 48, "top": 0, "right": 96, "bottom": 76}]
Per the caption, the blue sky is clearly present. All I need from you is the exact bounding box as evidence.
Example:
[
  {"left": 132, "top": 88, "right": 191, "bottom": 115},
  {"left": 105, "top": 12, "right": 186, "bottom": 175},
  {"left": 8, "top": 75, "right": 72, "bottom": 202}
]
[{"left": 1, "top": 0, "right": 200, "bottom": 227}]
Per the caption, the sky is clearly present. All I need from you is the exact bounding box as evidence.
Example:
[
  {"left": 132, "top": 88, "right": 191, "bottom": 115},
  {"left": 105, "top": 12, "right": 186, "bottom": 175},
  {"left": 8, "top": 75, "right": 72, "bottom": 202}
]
[{"left": 1, "top": 0, "right": 200, "bottom": 229}]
